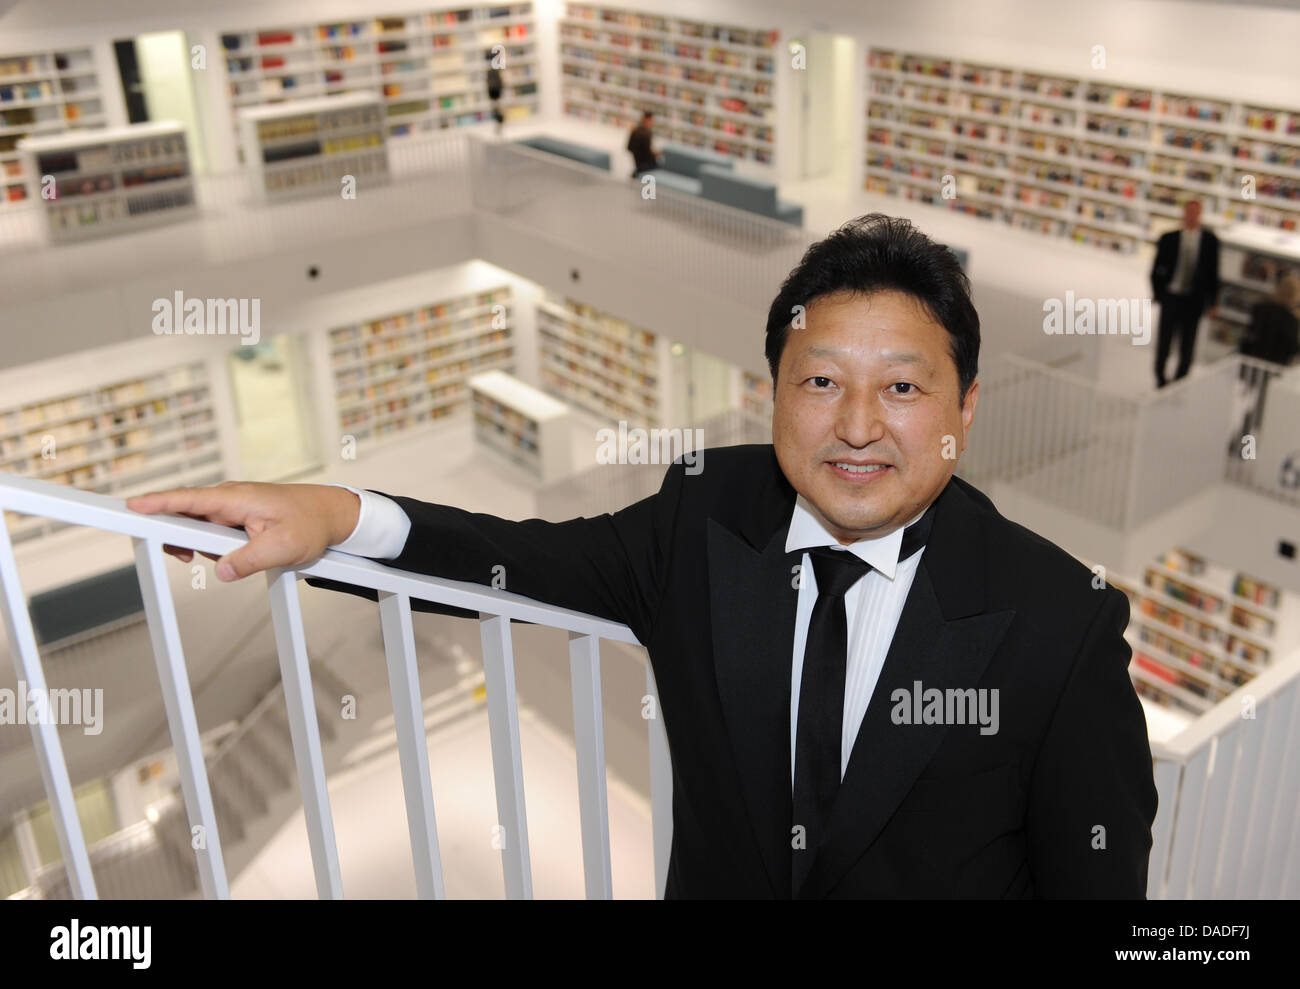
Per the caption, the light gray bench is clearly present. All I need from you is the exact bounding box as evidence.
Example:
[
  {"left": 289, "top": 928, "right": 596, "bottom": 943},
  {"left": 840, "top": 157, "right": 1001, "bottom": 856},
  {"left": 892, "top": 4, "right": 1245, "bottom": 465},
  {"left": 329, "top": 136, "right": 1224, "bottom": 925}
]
[
  {"left": 644, "top": 143, "right": 734, "bottom": 194},
  {"left": 698, "top": 163, "right": 803, "bottom": 226},
  {"left": 515, "top": 136, "right": 611, "bottom": 171}
]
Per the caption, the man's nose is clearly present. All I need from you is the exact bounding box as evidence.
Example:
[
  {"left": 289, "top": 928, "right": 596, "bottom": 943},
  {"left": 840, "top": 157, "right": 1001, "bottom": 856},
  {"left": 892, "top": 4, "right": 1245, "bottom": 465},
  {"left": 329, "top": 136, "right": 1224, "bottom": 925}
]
[{"left": 835, "top": 390, "right": 885, "bottom": 448}]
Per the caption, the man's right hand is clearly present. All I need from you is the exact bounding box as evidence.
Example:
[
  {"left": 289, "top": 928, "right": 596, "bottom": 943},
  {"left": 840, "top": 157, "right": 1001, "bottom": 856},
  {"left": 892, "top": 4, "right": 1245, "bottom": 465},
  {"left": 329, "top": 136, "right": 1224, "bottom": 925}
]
[{"left": 126, "top": 481, "right": 361, "bottom": 582}]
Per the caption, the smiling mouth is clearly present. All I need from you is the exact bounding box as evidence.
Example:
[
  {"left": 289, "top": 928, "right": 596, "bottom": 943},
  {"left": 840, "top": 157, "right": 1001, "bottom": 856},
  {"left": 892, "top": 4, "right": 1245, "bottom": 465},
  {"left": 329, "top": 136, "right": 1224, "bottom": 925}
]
[{"left": 827, "top": 461, "right": 892, "bottom": 477}]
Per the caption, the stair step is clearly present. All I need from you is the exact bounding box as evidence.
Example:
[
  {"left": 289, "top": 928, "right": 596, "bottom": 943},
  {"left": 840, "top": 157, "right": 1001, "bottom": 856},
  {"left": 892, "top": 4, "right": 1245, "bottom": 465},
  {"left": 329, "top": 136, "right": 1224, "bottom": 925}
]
[{"left": 239, "top": 722, "right": 293, "bottom": 792}]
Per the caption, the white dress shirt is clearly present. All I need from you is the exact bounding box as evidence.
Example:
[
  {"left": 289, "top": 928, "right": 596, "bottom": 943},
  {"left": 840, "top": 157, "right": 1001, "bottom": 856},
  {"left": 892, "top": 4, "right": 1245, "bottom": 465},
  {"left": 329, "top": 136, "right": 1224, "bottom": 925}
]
[
  {"left": 1169, "top": 227, "right": 1203, "bottom": 295},
  {"left": 326, "top": 484, "right": 411, "bottom": 559},
  {"left": 785, "top": 495, "right": 927, "bottom": 788},
  {"left": 329, "top": 484, "right": 930, "bottom": 791}
]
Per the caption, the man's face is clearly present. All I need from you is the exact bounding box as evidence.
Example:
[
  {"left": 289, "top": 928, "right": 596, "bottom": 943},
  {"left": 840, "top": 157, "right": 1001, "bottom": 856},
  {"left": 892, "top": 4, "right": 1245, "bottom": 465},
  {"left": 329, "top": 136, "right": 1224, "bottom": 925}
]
[
  {"left": 772, "top": 290, "right": 977, "bottom": 545},
  {"left": 1183, "top": 200, "right": 1201, "bottom": 229}
]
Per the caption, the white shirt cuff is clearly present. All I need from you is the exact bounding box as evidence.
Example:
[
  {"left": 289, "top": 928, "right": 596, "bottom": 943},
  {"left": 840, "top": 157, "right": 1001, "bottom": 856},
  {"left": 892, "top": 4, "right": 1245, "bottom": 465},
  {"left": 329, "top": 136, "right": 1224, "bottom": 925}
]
[{"left": 325, "top": 484, "right": 412, "bottom": 560}]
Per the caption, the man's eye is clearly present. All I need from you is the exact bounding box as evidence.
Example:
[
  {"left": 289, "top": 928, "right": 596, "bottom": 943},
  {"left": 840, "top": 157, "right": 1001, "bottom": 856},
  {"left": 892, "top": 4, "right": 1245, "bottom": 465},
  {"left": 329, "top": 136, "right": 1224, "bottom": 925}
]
[
  {"left": 890, "top": 382, "right": 915, "bottom": 394},
  {"left": 809, "top": 376, "right": 833, "bottom": 388}
]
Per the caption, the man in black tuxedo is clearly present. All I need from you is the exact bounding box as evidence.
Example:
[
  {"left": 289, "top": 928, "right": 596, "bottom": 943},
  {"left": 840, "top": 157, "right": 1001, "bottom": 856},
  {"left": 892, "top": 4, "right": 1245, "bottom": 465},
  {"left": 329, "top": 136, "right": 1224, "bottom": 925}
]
[
  {"left": 130, "top": 214, "right": 1158, "bottom": 898},
  {"left": 1150, "top": 199, "right": 1221, "bottom": 388}
]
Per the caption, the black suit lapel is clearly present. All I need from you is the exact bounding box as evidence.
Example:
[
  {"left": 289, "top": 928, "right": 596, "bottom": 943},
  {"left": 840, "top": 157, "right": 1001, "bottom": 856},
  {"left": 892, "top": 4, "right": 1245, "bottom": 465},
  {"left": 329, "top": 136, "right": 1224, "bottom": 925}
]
[
  {"left": 707, "top": 516, "right": 800, "bottom": 898},
  {"left": 797, "top": 478, "right": 1016, "bottom": 898}
]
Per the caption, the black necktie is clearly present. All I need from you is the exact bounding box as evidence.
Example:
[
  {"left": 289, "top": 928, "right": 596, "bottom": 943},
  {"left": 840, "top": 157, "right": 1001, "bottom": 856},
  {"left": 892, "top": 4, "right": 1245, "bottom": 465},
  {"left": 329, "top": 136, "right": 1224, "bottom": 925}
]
[{"left": 790, "top": 503, "right": 936, "bottom": 896}]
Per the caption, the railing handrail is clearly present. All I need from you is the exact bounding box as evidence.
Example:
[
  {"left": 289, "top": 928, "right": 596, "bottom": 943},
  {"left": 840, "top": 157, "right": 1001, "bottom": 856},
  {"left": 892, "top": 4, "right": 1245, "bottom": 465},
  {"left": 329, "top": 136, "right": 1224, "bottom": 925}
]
[
  {"left": 1149, "top": 645, "right": 1300, "bottom": 763},
  {"left": 997, "top": 350, "right": 1256, "bottom": 405},
  {"left": 0, "top": 470, "right": 640, "bottom": 646}
]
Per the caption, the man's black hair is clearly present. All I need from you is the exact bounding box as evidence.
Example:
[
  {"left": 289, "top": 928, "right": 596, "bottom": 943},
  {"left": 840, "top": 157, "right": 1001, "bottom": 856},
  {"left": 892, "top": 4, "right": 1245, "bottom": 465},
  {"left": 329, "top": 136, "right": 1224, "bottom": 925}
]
[{"left": 764, "top": 213, "right": 979, "bottom": 401}]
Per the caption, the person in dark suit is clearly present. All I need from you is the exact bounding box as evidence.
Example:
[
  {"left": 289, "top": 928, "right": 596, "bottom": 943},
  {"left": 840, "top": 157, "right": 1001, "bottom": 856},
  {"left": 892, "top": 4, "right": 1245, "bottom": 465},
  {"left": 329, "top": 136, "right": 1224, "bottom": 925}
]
[
  {"left": 129, "top": 214, "right": 1158, "bottom": 898},
  {"left": 627, "top": 110, "right": 660, "bottom": 178},
  {"left": 484, "top": 49, "right": 504, "bottom": 135},
  {"left": 1150, "top": 199, "right": 1221, "bottom": 388},
  {"left": 1241, "top": 271, "right": 1300, "bottom": 367},
  {"left": 1234, "top": 270, "right": 1300, "bottom": 439}
]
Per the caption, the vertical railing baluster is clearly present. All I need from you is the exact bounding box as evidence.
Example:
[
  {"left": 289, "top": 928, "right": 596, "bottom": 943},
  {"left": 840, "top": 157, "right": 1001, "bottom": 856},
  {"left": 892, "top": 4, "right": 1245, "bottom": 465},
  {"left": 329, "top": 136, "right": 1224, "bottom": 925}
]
[
  {"left": 1260, "top": 681, "right": 1300, "bottom": 899},
  {"left": 1218, "top": 704, "right": 1269, "bottom": 898},
  {"left": 1193, "top": 725, "right": 1239, "bottom": 898},
  {"left": 1163, "top": 745, "right": 1210, "bottom": 900},
  {"left": 133, "top": 538, "right": 230, "bottom": 899},
  {"left": 568, "top": 631, "right": 612, "bottom": 899},
  {"left": 0, "top": 519, "right": 97, "bottom": 899},
  {"left": 1238, "top": 686, "right": 1290, "bottom": 897},
  {"left": 479, "top": 613, "right": 532, "bottom": 899},
  {"left": 265, "top": 568, "right": 343, "bottom": 898},
  {"left": 1147, "top": 758, "right": 1181, "bottom": 898},
  {"left": 377, "top": 591, "right": 445, "bottom": 900},
  {"left": 646, "top": 661, "right": 672, "bottom": 900}
]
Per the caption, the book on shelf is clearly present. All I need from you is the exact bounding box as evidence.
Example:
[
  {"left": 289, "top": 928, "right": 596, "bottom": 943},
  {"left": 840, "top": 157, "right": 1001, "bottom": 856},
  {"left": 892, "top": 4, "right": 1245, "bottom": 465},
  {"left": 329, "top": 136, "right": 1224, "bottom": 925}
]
[{"left": 863, "top": 46, "right": 1300, "bottom": 253}]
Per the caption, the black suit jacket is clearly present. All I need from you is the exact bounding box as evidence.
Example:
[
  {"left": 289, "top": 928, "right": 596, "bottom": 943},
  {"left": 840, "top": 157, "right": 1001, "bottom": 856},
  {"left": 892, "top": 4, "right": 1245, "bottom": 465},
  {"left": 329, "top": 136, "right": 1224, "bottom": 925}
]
[
  {"left": 1242, "top": 300, "right": 1300, "bottom": 365},
  {"left": 1151, "top": 226, "right": 1220, "bottom": 313},
  {"left": 310, "top": 444, "right": 1158, "bottom": 898}
]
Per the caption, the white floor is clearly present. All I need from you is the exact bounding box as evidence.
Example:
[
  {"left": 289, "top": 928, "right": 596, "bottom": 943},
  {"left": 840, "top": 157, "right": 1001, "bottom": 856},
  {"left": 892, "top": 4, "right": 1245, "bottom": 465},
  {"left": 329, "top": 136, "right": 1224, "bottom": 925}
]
[{"left": 230, "top": 703, "right": 656, "bottom": 900}]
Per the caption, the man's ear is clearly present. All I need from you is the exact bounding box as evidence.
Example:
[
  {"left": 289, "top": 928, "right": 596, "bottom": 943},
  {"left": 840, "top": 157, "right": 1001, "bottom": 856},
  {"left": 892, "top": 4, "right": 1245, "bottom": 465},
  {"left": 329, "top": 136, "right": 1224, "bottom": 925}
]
[{"left": 960, "top": 380, "right": 979, "bottom": 449}]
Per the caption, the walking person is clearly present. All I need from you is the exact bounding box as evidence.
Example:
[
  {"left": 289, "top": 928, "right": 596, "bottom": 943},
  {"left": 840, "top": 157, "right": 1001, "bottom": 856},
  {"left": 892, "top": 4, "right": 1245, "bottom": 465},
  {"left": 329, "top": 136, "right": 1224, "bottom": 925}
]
[
  {"left": 485, "top": 48, "right": 504, "bottom": 135},
  {"left": 627, "top": 110, "right": 660, "bottom": 178}
]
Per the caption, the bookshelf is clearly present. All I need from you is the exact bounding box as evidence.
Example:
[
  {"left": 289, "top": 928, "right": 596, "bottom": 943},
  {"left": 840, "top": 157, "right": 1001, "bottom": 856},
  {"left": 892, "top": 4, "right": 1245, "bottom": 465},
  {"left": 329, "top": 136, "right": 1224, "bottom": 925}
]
[
  {"left": 239, "top": 93, "right": 389, "bottom": 200},
  {"left": 328, "top": 284, "right": 515, "bottom": 449},
  {"left": 865, "top": 47, "right": 1300, "bottom": 255},
  {"left": 0, "top": 45, "right": 107, "bottom": 210},
  {"left": 221, "top": 3, "right": 539, "bottom": 161},
  {"left": 20, "top": 122, "right": 196, "bottom": 243},
  {"left": 558, "top": 2, "right": 778, "bottom": 166},
  {"left": 734, "top": 368, "right": 772, "bottom": 427},
  {"left": 0, "top": 361, "right": 223, "bottom": 544},
  {"left": 1103, "top": 547, "right": 1299, "bottom": 724},
  {"left": 536, "top": 295, "right": 668, "bottom": 427},
  {"left": 1209, "top": 223, "right": 1300, "bottom": 348},
  {"left": 469, "top": 369, "right": 573, "bottom": 482}
]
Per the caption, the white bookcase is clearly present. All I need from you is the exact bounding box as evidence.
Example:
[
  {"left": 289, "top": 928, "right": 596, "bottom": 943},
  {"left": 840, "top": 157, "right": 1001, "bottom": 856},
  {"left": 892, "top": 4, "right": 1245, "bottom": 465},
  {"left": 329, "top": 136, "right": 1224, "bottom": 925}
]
[
  {"left": 558, "top": 2, "right": 778, "bottom": 166},
  {"left": 865, "top": 47, "right": 1300, "bottom": 255},
  {"left": 20, "top": 122, "right": 196, "bottom": 243},
  {"left": 733, "top": 368, "right": 773, "bottom": 427},
  {"left": 0, "top": 361, "right": 223, "bottom": 544},
  {"left": 1099, "top": 547, "right": 1300, "bottom": 729},
  {"left": 240, "top": 92, "right": 389, "bottom": 200},
  {"left": 328, "top": 284, "right": 515, "bottom": 450},
  {"left": 0, "top": 45, "right": 107, "bottom": 210},
  {"left": 536, "top": 295, "right": 668, "bottom": 427},
  {"left": 469, "top": 369, "right": 572, "bottom": 482},
  {"left": 1209, "top": 223, "right": 1300, "bottom": 348},
  {"left": 220, "top": 3, "right": 539, "bottom": 161}
]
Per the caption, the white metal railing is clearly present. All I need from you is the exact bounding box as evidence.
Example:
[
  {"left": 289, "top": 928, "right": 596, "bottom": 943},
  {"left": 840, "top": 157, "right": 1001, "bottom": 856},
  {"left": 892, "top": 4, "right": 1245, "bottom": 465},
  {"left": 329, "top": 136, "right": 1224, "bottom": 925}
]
[
  {"left": 957, "top": 352, "right": 1300, "bottom": 530},
  {"left": 1146, "top": 646, "right": 1300, "bottom": 899},
  {"left": 0, "top": 471, "right": 672, "bottom": 900}
]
